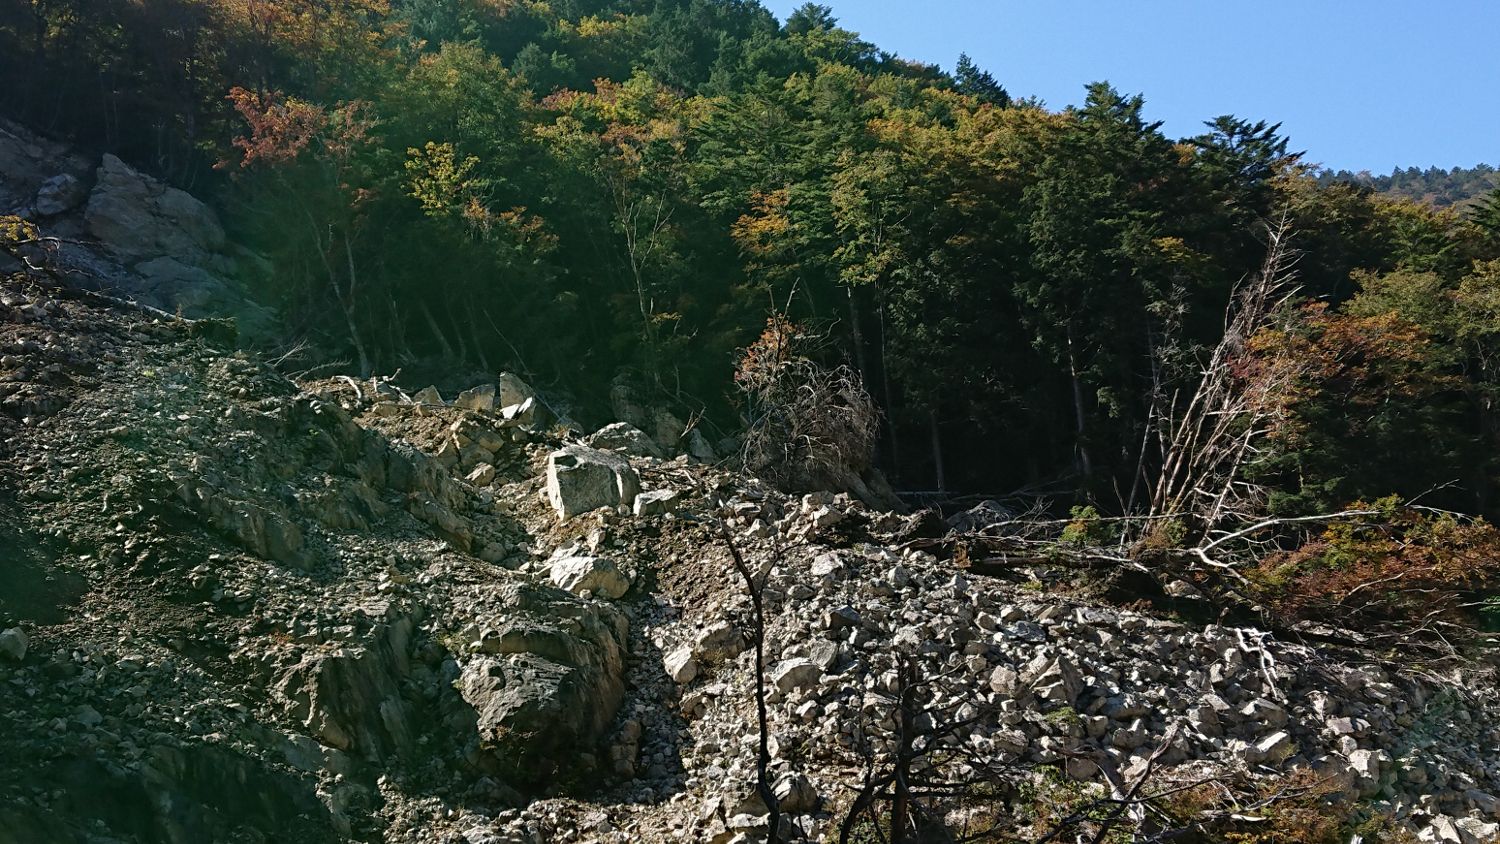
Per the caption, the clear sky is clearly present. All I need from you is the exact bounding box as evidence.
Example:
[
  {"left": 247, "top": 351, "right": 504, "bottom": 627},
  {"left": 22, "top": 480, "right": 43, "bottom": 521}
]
[{"left": 758, "top": 0, "right": 1499, "bottom": 175}]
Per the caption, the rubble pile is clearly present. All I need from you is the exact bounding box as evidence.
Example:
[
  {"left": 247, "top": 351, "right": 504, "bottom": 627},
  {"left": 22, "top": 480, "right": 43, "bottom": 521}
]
[{"left": 0, "top": 271, "right": 1498, "bottom": 844}]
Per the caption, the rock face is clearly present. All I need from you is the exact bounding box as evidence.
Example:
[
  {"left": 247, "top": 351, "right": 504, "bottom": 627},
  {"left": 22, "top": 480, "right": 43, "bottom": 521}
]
[
  {"left": 0, "top": 125, "right": 279, "bottom": 343},
  {"left": 85, "top": 153, "right": 225, "bottom": 258},
  {"left": 460, "top": 583, "right": 629, "bottom": 779},
  {"left": 272, "top": 618, "right": 419, "bottom": 763},
  {"left": 546, "top": 445, "right": 640, "bottom": 519}
]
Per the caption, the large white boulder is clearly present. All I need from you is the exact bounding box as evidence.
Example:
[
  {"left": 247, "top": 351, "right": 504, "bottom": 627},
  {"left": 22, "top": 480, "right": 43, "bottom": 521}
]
[
  {"left": 546, "top": 445, "right": 639, "bottom": 519},
  {"left": 550, "top": 554, "right": 631, "bottom": 600}
]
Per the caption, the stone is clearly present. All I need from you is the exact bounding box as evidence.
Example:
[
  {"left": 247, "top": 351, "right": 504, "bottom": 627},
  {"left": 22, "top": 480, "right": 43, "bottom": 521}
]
[
  {"left": 809, "top": 639, "right": 841, "bottom": 672},
  {"left": 989, "top": 666, "right": 1019, "bottom": 695},
  {"left": 1240, "top": 698, "right": 1289, "bottom": 728},
  {"left": 412, "top": 386, "right": 444, "bottom": 406},
  {"left": 1467, "top": 789, "right": 1500, "bottom": 817},
  {"left": 823, "top": 605, "right": 860, "bottom": 630},
  {"left": 946, "top": 499, "right": 1014, "bottom": 532},
  {"left": 0, "top": 627, "right": 28, "bottom": 661},
  {"left": 633, "top": 489, "right": 680, "bottom": 517},
  {"left": 686, "top": 428, "right": 717, "bottom": 462},
  {"left": 691, "top": 622, "right": 746, "bottom": 663},
  {"left": 1021, "top": 653, "right": 1083, "bottom": 704},
  {"left": 1456, "top": 818, "right": 1500, "bottom": 844},
  {"left": 664, "top": 647, "right": 698, "bottom": 684},
  {"left": 773, "top": 773, "right": 818, "bottom": 814},
  {"left": 1255, "top": 731, "right": 1291, "bottom": 762},
  {"left": 1066, "top": 756, "right": 1100, "bottom": 781},
  {"left": 466, "top": 463, "right": 496, "bottom": 486},
  {"left": 1327, "top": 716, "right": 1369, "bottom": 736},
  {"left": 587, "top": 422, "right": 664, "bottom": 459},
  {"left": 271, "top": 619, "right": 420, "bottom": 763},
  {"left": 551, "top": 555, "right": 632, "bottom": 600},
  {"left": 86, "top": 154, "right": 225, "bottom": 257},
  {"left": 495, "top": 372, "right": 535, "bottom": 408},
  {"left": 132, "top": 256, "right": 274, "bottom": 332},
  {"left": 458, "top": 587, "right": 628, "bottom": 780},
  {"left": 546, "top": 445, "right": 640, "bottom": 519},
  {"left": 406, "top": 491, "right": 473, "bottom": 552},
  {"left": 772, "top": 658, "right": 821, "bottom": 694},
  {"left": 650, "top": 408, "right": 689, "bottom": 454},
  {"left": 500, "top": 396, "right": 538, "bottom": 426},
  {"left": 34, "top": 173, "right": 86, "bottom": 215},
  {"left": 455, "top": 385, "right": 496, "bottom": 411},
  {"left": 811, "top": 553, "right": 846, "bottom": 578}
]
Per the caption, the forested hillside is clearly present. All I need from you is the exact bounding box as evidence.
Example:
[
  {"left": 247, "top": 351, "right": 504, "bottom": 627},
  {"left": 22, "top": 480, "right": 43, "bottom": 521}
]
[
  {"left": 1317, "top": 163, "right": 1498, "bottom": 211},
  {"left": 5, "top": 0, "right": 1500, "bottom": 520}
]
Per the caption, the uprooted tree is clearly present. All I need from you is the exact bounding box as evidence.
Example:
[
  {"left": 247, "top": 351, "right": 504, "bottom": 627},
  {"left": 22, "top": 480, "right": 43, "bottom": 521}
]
[{"left": 736, "top": 315, "right": 887, "bottom": 508}]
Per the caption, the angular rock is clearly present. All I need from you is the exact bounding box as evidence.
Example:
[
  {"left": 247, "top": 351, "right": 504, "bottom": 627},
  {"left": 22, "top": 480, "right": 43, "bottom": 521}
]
[
  {"left": 1327, "top": 716, "right": 1369, "bottom": 737},
  {"left": 0, "top": 627, "right": 28, "bottom": 661},
  {"left": 35, "top": 173, "right": 86, "bottom": 216},
  {"left": 1021, "top": 653, "right": 1083, "bottom": 704},
  {"left": 412, "top": 386, "right": 444, "bottom": 406},
  {"left": 550, "top": 554, "right": 632, "bottom": 600},
  {"left": 686, "top": 428, "right": 717, "bottom": 463},
  {"left": 691, "top": 622, "right": 747, "bottom": 663},
  {"left": 466, "top": 463, "right": 496, "bottom": 486},
  {"left": 774, "top": 772, "right": 818, "bottom": 814},
  {"left": 406, "top": 491, "right": 473, "bottom": 552},
  {"left": 664, "top": 647, "right": 698, "bottom": 684},
  {"left": 546, "top": 445, "right": 640, "bottom": 519},
  {"left": 271, "top": 618, "right": 418, "bottom": 763},
  {"left": 811, "top": 553, "right": 846, "bottom": 578},
  {"left": 633, "top": 489, "right": 680, "bottom": 517},
  {"left": 459, "top": 583, "right": 627, "bottom": 779},
  {"left": 771, "top": 658, "right": 820, "bottom": 694},
  {"left": 495, "top": 372, "right": 535, "bottom": 409},
  {"left": 824, "top": 605, "right": 861, "bottom": 630},
  {"left": 1255, "top": 730, "right": 1291, "bottom": 762},
  {"left": 500, "top": 396, "right": 538, "bottom": 427},
  {"left": 455, "top": 384, "right": 496, "bottom": 411},
  {"left": 989, "top": 666, "right": 1019, "bottom": 695},
  {"left": 587, "top": 422, "right": 664, "bottom": 459}
]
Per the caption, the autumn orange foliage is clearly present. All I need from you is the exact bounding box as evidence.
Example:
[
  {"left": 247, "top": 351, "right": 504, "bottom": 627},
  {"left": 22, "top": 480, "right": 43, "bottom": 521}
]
[{"left": 1251, "top": 497, "right": 1500, "bottom": 635}]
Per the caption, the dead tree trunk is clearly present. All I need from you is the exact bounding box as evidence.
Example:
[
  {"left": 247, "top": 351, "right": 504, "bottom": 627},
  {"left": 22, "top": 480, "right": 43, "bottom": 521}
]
[{"left": 1150, "top": 217, "right": 1302, "bottom": 536}]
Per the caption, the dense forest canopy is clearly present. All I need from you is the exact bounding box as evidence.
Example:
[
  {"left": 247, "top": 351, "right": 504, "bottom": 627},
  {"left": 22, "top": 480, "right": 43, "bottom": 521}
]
[
  {"left": 5, "top": 0, "right": 1500, "bottom": 522},
  {"left": 1316, "top": 163, "right": 1498, "bottom": 212}
]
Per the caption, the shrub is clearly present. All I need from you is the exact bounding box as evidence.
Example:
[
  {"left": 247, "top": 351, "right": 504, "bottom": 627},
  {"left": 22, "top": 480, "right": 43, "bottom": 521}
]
[
  {"left": 736, "top": 315, "right": 879, "bottom": 496},
  {"left": 1249, "top": 496, "right": 1500, "bottom": 637}
]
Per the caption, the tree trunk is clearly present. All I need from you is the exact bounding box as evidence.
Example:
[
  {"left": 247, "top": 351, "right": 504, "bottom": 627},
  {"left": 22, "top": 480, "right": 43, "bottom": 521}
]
[
  {"left": 847, "top": 285, "right": 868, "bottom": 383},
  {"left": 445, "top": 302, "right": 468, "bottom": 366},
  {"left": 418, "top": 300, "right": 456, "bottom": 360},
  {"left": 1067, "top": 332, "right": 1093, "bottom": 479},
  {"left": 877, "top": 286, "right": 900, "bottom": 484},
  {"left": 341, "top": 237, "right": 371, "bottom": 378},
  {"left": 466, "top": 298, "right": 491, "bottom": 371},
  {"left": 929, "top": 410, "right": 945, "bottom": 493}
]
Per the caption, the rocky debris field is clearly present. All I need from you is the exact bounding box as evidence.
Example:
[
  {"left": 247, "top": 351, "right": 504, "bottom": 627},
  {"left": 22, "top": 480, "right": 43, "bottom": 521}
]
[{"left": 1, "top": 271, "right": 1500, "bottom": 844}]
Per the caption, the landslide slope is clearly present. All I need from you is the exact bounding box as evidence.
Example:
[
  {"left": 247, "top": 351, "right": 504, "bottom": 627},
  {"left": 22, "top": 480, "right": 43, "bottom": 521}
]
[{"left": 3, "top": 272, "right": 1500, "bottom": 844}]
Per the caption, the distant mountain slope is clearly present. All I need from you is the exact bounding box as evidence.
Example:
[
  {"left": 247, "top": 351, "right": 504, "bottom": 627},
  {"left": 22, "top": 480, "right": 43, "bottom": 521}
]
[{"left": 1316, "top": 162, "right": 1498, "bottom": 212}]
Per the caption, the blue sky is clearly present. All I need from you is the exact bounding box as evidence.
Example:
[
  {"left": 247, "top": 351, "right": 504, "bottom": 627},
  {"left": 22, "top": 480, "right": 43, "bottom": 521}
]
[{"left": 759, "top": 0, "right": 1499, "bottom": 174}]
